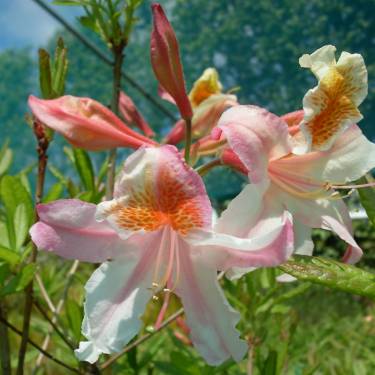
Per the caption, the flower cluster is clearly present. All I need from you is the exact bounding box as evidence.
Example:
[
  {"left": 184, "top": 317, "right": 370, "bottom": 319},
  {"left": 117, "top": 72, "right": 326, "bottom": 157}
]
[{"left": 29, "top": 3, "right": 374, "bottom": 367}]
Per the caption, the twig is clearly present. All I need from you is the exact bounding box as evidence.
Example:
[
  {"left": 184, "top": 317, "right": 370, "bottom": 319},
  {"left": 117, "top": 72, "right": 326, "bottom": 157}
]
[
  {"left": 33, "top": 301, "right": 75, "bottom": 350},
  {"left": 0, "top": 304, "right": 11, "bottom": 375},
  {"left": 106, "top": 46, "right": 124, "bottom": 200},
  {"left": 34, "top": 260, "right": 79, "bottom": 370},
  {"left": 0, "top": 316, "right": 81, "bottom": 374},
  {"left": 17, "top": 120, "right": 49, "bottom": 375},
  {"left": 35, "top": 272, "right": 56, "bottom": 312}
]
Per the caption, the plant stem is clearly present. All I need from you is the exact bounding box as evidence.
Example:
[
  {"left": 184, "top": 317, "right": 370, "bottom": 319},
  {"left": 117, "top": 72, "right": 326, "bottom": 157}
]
[
  {"left": 0, "top": 316, "right": 81, "bottom": 374},
  {"left": 184, "top": 117, "right": 192, "bottom": 164},
  {"left": 0, "top": 304, "right": 11, "bottom": 375},
  {"left": 106, "top": 47, "right": 124, "bottom": 200},
  {"left": 195, "top": 158, "right": 222, "bottom": 176},
  {"left": 17, "top": 120, "right": 49, "bottom": 375},
  {"left": 34, "top": 259, "right": 79, "bottom": 370}
]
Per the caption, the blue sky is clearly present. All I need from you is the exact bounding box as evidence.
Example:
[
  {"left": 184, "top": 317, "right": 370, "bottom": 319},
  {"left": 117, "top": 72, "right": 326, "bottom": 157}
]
[{"left": 0, "top": 0, "right": 83, "bottom": 50}]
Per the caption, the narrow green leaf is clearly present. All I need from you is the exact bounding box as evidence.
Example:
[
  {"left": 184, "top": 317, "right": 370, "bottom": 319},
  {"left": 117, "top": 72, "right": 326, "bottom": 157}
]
[
  {"left": 66, "top": 299, "right": 82, "bottom": 342},
  {"left": 38, "top": 49, "right": 53, "bottom": 99},
  {"left": 0, "top": 141, "right": 13, "bottom": 176},
  {"left": 357, "top": 175, "right": 375, "bottom": 226},
  {"left": 279, "top": 255, "right": 375, "bottom": 299},
  {"left": 0, "top": 246, "right": 21, "bottom": 266},
  {"left": 0, "top": 221, "right": 10, "bottom": 249},
  {"left": 14, "top": 204, "right": 29, "bottom": 250},
  {"left": 0, "top": 176, "right": 33, "bottom": 249},
  {"left": 0, "top": 264, "right": 36, "bottom": 297},
  {"left": 43, "top": 182, "right": 64, "bottom": 203},
  {"left": 52, "top": 37, "right": 68, "bottom": 97},
  {"left": 73, "top": 148, "right": 95, "bottom": 191},
  {"left": 262, "top": 350, "right": 278, "bottom": 375}
]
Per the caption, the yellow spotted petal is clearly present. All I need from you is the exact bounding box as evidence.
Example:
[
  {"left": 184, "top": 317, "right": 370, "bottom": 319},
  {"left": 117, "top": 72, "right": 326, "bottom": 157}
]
[
  {"left": 189, "top": 68, "right": 223, "bottom": 108},
  {"left": 299, "top": 45, "right": 367, "bottom": 152}
]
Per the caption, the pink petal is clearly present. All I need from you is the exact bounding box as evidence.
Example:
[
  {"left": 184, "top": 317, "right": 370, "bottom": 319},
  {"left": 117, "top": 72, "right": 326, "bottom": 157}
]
[
  {"left": 175, "top": 239, "right": 247, "bottom": 365},
  {"left": 218, "top": 105, "right": 291, "bottom": 183},
  {"left": 119, "top": 92, "right": 155, "bottom": 137},
  {"left": 271, "top": 124, "right": 375, "bottom": 185},
  {"left": 272, "top": 184, "right": 362, "bottom": 263},
  {"left": 97, "top": 145, "right": 212, "bottom": 236},
  {"left": 29, "top": 95, "right": 156, "bottom": 151},
  {"left": 76, "top": 230, "right": 163, "bottom": 362},
  {"left": 150, "top": 4, "right": 192, "bottom": 119},
  {"left": 30, "top": 199, "right": 124, "bottom": 262}
]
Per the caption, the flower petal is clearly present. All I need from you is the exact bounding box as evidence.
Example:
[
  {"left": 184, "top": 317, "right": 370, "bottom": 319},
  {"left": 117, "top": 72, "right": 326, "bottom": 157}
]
[
  {"left": 271, "top": 125, "right": 375, "bottom": 185},
  {"left": 97, "top": 146, "right": 212, "bottom": 237},
  {"left": 189, "top": 67, "right": 223, "bottom": 108},
  {"left": 299, "top": 46, "right": 367, "bottom": 152},
  {"left": 175, "top": 241, "right": 247, "bottom": 365},
  {"left": 29, "top": 95, "right": 156, "bottom": 151},
  {"left": 30, "top": 199, "right": 123, "bottom": 262},
  {"left": 75, "top": 231, "right": 163, "bottom": 362},
  {"left": 273, "top": 185, "right": 362, "bottom": 263},
  {"left": 217, "top": 105, "right": 291, "bottom": 183}
]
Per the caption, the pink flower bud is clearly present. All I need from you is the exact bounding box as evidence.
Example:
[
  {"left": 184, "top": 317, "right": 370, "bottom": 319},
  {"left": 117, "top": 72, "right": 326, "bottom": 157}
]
[
  {"left": 119, "top": 92, "right": 155, "bottom": 137},
  {"left": 150, "top": 3, "right": 192, "bottom": 119},
  {"left": 28, "top": 95, "right": 157, "bottom": 151}
]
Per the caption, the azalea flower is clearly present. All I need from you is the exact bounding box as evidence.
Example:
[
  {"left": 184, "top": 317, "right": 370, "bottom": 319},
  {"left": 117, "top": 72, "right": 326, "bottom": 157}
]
[
  {"left": 118, "top": 91, "right": 155, "bottom": 137},
  {"left": 298, "top": 45, "right": 367, "bottom": 152},
  {"left": 30, "top": 145, "right": 293, "bottom": 365},
  {"left": 28, "top": 95, "right": 156, "bottom": 151},
  {"left": 215, "top": 104, "right": 375, "bottom": 271},
  {"left": 165, "top": 68, "right": 238, "bottom": 144}
]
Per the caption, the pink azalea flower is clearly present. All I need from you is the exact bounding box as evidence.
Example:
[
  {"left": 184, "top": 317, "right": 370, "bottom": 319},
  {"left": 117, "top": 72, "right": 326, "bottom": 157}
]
[
  {"left": 150, "top": 3, "right": 192, "bottom": 119},
  {"left": 28, "top": 95, "right": 157, "bottom": 151},
  {"left": 30, "top": 145, "right": 293, "bottom": 365},
  {"left": 118, "top": 91, "right": 155, "bottom": 137},
  {"left": 215, "top": 105, "right": 375, "bottom": 270}
]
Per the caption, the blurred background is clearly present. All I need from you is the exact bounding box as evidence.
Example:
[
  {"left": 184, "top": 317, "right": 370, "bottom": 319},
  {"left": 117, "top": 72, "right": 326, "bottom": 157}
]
[{"left": 1, "top": 1, "right": 375, "bottom": 373}]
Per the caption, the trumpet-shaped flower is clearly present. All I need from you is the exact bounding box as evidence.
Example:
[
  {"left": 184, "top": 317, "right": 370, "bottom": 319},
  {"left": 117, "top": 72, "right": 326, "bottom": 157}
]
[
  {"left": 30, "top": 145, "right": 293, "bottom": 365},
  {"left": 119, "top": 92, "right": 155, "bottom": 137},
  {"left": 298, "top": 45, "right": 367, "bottom": 152},
  {"left": 28, "top": 95, "right": 157, "bottom": 151},
  {"left": 150, "top": 3, "right": 192, "bottom": 119},
  {"left": 189, "top": 68, "right": 223, "bottom": 108},
  {"left": 165, "top": 68, "right": 238, "bottom": 144},
  {"left": 216, "top": 105, "right": 375, "bottom": 269}
]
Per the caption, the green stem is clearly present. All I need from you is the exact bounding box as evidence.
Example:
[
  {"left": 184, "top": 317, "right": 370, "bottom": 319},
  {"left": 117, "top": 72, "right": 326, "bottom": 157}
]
[
  {"left": 17, "top": 121, "right": 49, "bottom": 375},
  {"left": 184, "top": 117, "right": 192, "bottom": 164},
  {"left": 0, "top": 304, "right": 11, "bottom": 375},
  {"left": 106, "top": 47, "right": 124, "bottom": 200}
]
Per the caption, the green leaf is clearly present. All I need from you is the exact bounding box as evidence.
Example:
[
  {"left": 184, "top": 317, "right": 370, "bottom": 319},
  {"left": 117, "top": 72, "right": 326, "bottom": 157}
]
[
  {"left": 0, "top": 141, "right": 13, "bottom": 176},
  {"left": 262, "top": 350, "right": 278, "bottom": 375},
  {"left": 52, "top": 37, "right": 68, "bottom": 97},
  {"left": 14, "top": 204, "right": 29, "bottom": 250},
  {"left": 0, "top": 263, "right": 11, "bottom": 284},
  {"left": 43, "top": 182, "right": 64, "bottom": 203},
  {"left": 279, "top": 255, "right": 375, "bottom": 299},
  {"left": 357, "top": 175, "right": 375, "bottom": 226},
  {"left": 0, "top": 246, "right": 21, "bottom": 266},
  {"left": 38, "top": 49, "right": 53, "bottom": 99},
  {"left": 73, "top": 148, "right": 95, "bottom": 191},
  {"left": 0, "top": 264, "right": 36, "bottom": 297},
  {"left": 0, "top": 176, "right": 33, "bottom": 250},
  {"left": 66, "top": 299, "right": 82, "bottom": 342}
]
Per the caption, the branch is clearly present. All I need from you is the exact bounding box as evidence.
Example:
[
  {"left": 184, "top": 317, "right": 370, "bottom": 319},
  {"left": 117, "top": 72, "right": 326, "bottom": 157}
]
[
  {"left": 0, "top": 316, "right": 81, "bottom": 374},
  {"left": 0, "top": 304, "right": 11, "bottom": 375}
]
